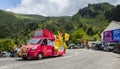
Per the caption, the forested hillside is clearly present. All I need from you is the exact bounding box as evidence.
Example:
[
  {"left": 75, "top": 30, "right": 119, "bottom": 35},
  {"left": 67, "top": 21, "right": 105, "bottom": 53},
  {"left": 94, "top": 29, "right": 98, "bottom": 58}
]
[
  {"left": 70, "top": 3, "right": 114, "bottom": 42},
  {"left": 0, "top": 10, "right": 40, "bottom": 44},
  {"left": 0, "top": 2, "right": 120, "bottom": 46}
]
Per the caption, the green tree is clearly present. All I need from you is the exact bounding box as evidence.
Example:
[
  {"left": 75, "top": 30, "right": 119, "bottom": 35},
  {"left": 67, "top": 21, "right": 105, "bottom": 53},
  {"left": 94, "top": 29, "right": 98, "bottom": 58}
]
[
  {"left": 0, "top": 39, "right": 15, "bottom": 52},
  {"left": 71, "top": 29, "right": 87, "bottom": 43}
]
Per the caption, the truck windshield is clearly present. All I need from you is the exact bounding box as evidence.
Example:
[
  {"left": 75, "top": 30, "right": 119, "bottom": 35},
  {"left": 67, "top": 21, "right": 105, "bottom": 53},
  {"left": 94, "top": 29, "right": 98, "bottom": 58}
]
[
  {"left": 27, "top": 39, "right": 42, "bottom": 44},
  {"left": 34, "top": 31, "right": 42, "bottom": 37}
]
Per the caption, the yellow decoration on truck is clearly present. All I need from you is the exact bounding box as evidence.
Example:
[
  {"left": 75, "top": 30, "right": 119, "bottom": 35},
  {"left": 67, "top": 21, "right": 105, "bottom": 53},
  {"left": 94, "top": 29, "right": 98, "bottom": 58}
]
[
  {"left": 65, "top": 33, "right": 70, "bottom": 41},
  {"left": 54, "top": 31, "right": 69, "bottom": 51}
]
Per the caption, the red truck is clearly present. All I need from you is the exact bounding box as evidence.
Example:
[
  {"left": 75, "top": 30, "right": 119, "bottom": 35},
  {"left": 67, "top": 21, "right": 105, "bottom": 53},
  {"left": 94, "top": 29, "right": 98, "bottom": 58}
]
[{"left": 19, "top": 29, "right": 67, "bottom": 60}]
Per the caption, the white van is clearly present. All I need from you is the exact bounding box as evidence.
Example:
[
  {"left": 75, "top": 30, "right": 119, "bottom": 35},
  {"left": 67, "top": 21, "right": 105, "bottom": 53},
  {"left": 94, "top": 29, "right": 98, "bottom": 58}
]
[{"left": 103, "top": 43, "right": 115, "bottom": 51}]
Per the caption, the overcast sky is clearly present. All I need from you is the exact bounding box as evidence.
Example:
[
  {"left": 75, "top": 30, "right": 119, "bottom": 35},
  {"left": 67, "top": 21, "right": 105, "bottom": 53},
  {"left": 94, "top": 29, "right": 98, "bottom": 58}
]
[{"left": 0, "top": 0, "right": 120, "bottom": 16}]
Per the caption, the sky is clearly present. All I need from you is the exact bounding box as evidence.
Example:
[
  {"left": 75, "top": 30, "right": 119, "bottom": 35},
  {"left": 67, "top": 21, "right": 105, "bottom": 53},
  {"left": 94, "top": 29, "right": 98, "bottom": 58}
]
[
  {"left": 0, "top": 0, "right": 20, "bottom": 10},
  {"left": 0, "top": 0, "right": 120, "bottom": 16}
]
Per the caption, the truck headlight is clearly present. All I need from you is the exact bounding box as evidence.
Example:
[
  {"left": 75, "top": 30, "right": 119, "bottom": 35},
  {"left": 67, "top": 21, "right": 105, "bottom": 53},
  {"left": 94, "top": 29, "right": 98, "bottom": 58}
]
[{"left": 31, "top": 47, "right": 37, "bottom": 50}]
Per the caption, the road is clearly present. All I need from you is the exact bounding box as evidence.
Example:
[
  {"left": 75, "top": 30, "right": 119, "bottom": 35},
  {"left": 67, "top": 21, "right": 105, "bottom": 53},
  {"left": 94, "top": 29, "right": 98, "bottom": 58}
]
[{"left": 0, "top": 49, "right": 120, "bottom": 69}]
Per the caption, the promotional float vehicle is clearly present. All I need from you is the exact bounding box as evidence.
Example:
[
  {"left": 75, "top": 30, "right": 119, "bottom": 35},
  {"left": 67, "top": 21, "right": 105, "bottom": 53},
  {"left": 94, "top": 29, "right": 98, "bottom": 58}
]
[{"left": 19, "top": 29, "right": 69, "bottom": 60}]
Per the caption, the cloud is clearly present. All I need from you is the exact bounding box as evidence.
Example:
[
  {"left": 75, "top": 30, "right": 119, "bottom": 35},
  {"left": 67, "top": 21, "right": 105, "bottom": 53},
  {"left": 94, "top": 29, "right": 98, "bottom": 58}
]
[{"left": 7, "top": 0, "right": 120, "bottom": 16}]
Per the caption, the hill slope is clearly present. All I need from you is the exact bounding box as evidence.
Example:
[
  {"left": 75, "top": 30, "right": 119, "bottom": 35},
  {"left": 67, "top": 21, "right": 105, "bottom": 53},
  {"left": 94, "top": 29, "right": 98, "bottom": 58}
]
[
  {"left": 70, "top": 3, "right": 115, "bottom": 41},
  {"left": 0, "top": 2, "right": 120, "bottom": 44},
  {"left": 0, "top": 10, "right": 41, "bottom": 44}
]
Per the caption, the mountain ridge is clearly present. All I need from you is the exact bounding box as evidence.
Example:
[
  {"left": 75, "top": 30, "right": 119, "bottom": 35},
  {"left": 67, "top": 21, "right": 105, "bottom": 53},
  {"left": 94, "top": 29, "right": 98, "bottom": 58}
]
[{"left": 0, "top": 2, "right": 120, "bottom": 44}]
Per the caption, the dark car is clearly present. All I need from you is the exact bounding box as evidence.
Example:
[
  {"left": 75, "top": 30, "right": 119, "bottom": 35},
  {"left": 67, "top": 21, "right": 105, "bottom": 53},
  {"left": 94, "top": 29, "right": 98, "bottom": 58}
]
[
  {"left": 113, "top": 43, "right": 120, "bottom": 54},
  {"left": 98, "top": 43, "right": 104, "bottom": 50},
  {"left": 92, "top": 43, "right": 104, "bottom": 50}
]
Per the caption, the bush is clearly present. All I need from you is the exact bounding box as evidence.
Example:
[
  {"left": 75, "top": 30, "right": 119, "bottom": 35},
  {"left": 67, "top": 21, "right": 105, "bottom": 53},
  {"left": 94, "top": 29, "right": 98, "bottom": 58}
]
[{"left": 0, "top": 39, "right": 15, "bottom": 52}]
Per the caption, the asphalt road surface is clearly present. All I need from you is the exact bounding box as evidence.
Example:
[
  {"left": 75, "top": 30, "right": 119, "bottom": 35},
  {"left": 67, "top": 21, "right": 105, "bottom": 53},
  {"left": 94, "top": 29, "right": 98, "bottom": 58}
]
[{"left": 0, "top": 49, "right": 120, "bottom": 69}]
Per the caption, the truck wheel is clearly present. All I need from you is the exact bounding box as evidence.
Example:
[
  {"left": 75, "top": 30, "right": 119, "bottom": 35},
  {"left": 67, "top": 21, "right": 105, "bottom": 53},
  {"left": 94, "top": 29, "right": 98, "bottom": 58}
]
[
  {"left": 22, "top": 57, "right": 27, "bottom": 60},
  {"left": 37, "top": 53, "right": 43, "bottom": 60},
  {"left": 59, "top": 54, "right": 63, "bottom": 56}
]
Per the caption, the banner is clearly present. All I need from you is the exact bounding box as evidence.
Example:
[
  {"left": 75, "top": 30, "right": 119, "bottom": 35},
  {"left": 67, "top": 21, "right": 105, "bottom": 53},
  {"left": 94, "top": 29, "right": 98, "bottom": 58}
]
[
  {"left": 113, "top": 29, "right": 120, "bottom": 42},
  {"left": 103, "top": 31, "right": 113, "bottom": 42},
  {"left": 65, "top": 33, "right": 70, "bottom": 41}
]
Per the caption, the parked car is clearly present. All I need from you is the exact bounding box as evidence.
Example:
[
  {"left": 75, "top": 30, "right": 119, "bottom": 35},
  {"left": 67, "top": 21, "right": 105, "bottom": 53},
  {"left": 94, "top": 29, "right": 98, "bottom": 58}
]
[
  {"left": 103, "top": 43, "right": 115, "bottom": 52},
  {"left": 68, "top": 43, "right": 81, "bottom": 49},
  {"left": 91, "top": 43, "right": 104, "bottom": 50},
  {"left": 92, "top": 43, "right": 98, "bottom": 50},
  {"left": 68, "top": 43, "right": 75, "bottom": 49},
  {"left": 113, "top": 43, "right": 120, "bottom": 54},
  {"left": 78, "top": 44, "right": 85, "bottom": 48},
  {"left": 1, "top": 51, "right": 8, "bottom": 57},
  {"left": 97, "top": 43, "right": 105, "bottom": 50}
]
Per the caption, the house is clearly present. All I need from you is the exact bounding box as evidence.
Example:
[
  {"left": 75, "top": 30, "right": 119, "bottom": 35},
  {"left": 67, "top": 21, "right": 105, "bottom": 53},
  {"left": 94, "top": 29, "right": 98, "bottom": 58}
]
[{"left": 101, "top": 21, "right": 120, "bottom": 41}]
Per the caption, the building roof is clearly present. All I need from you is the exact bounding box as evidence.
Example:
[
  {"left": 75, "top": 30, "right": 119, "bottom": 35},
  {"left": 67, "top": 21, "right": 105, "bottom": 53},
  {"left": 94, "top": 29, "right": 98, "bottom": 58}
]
[{"left": 104, "top": 21, "right": 120, "bottom": 31}]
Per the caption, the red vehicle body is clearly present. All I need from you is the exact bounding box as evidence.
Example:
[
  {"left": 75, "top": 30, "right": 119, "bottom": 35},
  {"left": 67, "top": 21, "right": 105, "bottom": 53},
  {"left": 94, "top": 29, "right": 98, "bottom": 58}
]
[{"left": 19, "top": 29, "right": 66, "bottom": 60}]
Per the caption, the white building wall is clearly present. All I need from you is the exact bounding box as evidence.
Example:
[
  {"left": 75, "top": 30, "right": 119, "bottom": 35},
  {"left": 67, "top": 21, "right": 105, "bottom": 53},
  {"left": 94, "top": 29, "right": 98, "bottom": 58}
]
[{"left": 101, "top": 21, "right": 120, "bottom": 41}]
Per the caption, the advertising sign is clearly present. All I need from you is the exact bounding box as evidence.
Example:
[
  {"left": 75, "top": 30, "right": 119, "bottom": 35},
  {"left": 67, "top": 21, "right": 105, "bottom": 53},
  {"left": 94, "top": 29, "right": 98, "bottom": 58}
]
[
  {"left": 103, "top": 31, "right": 113, "bottom": 42},
  {"left": 113, "top": 29, "right": 120, "bottom": 42}
]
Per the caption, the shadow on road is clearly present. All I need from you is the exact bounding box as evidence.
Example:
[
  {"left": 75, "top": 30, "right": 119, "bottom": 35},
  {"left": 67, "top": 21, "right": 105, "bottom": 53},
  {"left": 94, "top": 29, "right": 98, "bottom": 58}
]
[
  {"left": 15, "top": 55, "right": 63, "bottom": 61},
  {"left": 116, "top": 57, "right": 120, "bottom": 58},
  {"left": 15, "top": 58, "right": 38, "bottom": 61}
]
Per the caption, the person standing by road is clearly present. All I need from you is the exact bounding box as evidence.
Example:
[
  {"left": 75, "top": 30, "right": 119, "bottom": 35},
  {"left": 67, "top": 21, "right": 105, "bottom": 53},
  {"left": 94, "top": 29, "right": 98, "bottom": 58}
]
[{"left": 82, "top": 39, "right": 89, "bottom": 49}]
